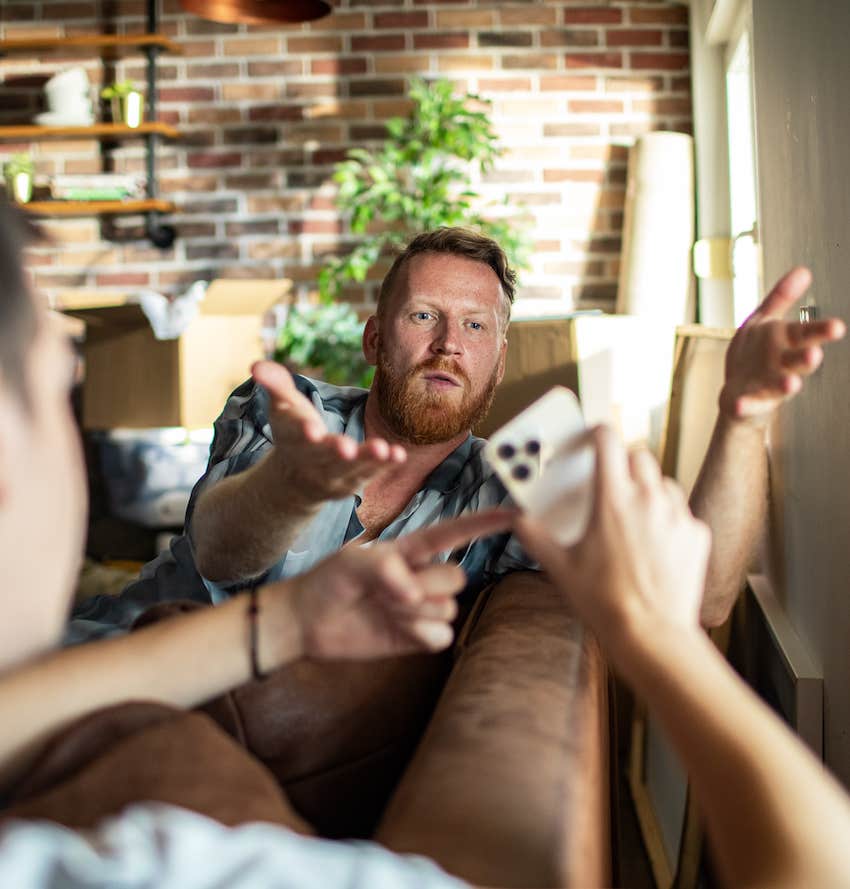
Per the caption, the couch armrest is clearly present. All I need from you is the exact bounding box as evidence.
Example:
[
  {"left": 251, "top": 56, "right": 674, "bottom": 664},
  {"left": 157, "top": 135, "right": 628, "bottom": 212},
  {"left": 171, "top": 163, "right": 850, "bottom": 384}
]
[{"left": 375, "top": 570, "right": 610, "bottom": 888}]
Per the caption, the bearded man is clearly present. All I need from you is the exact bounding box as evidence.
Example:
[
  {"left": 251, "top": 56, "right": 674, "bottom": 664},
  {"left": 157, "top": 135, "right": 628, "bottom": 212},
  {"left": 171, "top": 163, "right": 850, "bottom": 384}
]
[
  {"left": 70, "top": 228, "right": 533, "bottom": 640},
  {"left": 70, "top": 225, "right": 843, "bottom": 640}
]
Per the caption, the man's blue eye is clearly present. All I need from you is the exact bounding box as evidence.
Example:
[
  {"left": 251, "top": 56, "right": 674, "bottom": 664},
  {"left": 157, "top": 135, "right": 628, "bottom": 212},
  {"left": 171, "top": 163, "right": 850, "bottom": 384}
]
[
  {"left": 414, "top": 312, "right": 432, "bottom": 321},
  {"left": 468, "top": 321, "right": 483, "bottom": 330}
]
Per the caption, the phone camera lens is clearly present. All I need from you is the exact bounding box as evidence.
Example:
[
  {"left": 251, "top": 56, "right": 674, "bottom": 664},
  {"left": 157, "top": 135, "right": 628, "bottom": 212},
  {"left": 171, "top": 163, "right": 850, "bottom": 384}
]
[
  {"left": 512, "top": 464, "right": 531, "bottom": 481},
  {"left": 498, "top": 443, "right": 516, "bottom": 460},
  {"left": 525, "top": 439, "right": 541, "bottom": 456}
]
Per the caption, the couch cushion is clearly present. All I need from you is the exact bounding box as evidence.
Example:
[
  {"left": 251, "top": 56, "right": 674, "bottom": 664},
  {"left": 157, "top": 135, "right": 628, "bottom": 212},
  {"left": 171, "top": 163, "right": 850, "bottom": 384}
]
[{"left": 376, "top": 570, "right": 610, "bottom": 888}]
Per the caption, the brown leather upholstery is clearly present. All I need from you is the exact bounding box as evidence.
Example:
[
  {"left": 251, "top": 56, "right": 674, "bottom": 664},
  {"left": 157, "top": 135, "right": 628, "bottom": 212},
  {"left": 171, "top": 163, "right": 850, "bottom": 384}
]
[
  {"left": 376, "top": 571, "right": 611, "bottom": 888},
  {"left": 0, "top": 701, "right": 311, "bottom": 833},
  {"left": 134, "top": 599, "right": 454, "bottom": 839}
]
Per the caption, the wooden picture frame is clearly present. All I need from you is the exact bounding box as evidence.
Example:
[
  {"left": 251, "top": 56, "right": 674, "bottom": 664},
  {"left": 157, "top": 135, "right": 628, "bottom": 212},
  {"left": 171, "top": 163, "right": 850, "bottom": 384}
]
[{"left": 627, "top": 325, "right": 733, "bottom": 889}]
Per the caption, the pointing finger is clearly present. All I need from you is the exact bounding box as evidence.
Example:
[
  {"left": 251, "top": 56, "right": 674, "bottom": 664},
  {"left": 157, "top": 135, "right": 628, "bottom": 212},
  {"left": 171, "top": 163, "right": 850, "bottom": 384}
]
[{"left": 396, "top": 509, "right": 515, "bottom": 567}]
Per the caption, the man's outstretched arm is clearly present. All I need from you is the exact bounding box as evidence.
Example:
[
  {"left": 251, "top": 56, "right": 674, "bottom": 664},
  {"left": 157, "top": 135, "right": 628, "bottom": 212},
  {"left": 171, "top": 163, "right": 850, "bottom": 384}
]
[
  {"left": 689, "top": 266, "right": 845, "bottom": 626},
  {"left": 192, "top": 361, "right": 406, "bottom": 583},
  {"left": 517, "top": 428, "right": 850, "bottom": 889},
  {"left": 1, "top": 510, "right": 512, "bottom": 792}
]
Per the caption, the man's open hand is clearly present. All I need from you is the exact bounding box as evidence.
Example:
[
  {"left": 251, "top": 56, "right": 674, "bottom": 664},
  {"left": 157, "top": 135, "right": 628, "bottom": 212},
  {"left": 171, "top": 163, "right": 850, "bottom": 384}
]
[
  {"left": 720, "top": 267, "right": 846, "bottom": 425},
  {"left": 280, "top": 509, "right": 514, "bottom": 660},
  {"left": 252, "top": 360, "right": 406, "bottom": 503}
]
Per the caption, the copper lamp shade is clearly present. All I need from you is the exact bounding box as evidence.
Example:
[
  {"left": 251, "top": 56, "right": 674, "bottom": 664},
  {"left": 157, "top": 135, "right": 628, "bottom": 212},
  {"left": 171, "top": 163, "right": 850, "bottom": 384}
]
[{"left": 179, "top": 0, "right": 331, "bottom": 25}]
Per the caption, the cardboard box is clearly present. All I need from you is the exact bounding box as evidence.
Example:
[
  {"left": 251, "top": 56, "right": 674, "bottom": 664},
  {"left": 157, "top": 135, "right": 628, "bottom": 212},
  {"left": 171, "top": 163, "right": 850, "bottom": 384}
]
[
  {"left": 59, "top": 279, "right": 290, "bottom": 430},
  {"left": 477, "top": 314, "right": 677, "bottom": 454}
]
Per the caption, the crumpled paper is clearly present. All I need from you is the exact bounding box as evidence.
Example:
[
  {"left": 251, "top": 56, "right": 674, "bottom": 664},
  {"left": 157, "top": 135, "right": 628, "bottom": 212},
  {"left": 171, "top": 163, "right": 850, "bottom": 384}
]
[{"left": 137, "top": 280, "right": 208, "bottom": 340}]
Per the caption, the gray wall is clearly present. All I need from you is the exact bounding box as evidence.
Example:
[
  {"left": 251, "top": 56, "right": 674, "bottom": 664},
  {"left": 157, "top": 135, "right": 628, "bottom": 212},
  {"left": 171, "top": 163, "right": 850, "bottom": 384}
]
[{"left": 753, "top": 0, "right": 850, "bottom": 785}]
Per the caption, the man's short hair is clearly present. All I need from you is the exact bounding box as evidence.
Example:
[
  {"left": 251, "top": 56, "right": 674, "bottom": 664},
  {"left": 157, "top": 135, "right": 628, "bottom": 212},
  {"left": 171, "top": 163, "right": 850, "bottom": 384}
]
[
  {"left": 0, "top": 201, "right": 39, "bottom": 407},
  {"left": 377, "top": 227, "right": 517, "bottom": 323}
]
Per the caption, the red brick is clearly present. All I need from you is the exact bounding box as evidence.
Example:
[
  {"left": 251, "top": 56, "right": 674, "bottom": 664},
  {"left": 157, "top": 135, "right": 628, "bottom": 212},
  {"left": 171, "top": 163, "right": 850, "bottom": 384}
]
[
  {"left": 414, "top": 32, "right": 469, "bottom": 50},
  {"left": 671, "top": 75, "right": 692, "bottom": 92},
  {"left": 181, "top": 40, "right": 217, "bottom": 58},
  {"left": 479, "top": 32, "right": 533, "bottom": 48},
  {"left": 186, "top": 63, "right": 241, "bottom": 79},
  {"left": 246, "top": 196, "right": 306, "bottom": 214},
  {"left": 186, "top": 243, "right": 240, "bottom": 261},
  {"left": 225, "top": 220, "right": 281, "bottom": 236},
  {"left": 349, "top": 79, "right": 406, "bottom": 97},
  {"left": 566, "top": 52, "right": 623, "bottom": 69},
  {"left": 248, "top": 105, "right": 304, "bottom": 122},
  {"left": 478, "top": 77, "right": 532, "bottom": 92},
  {"left": 222, "top": 37, "right": 280, "bottom": 56},
  {"left": 502, "top": 54, "right": 558, "bottom": 70},
  {"left": 629, "top": 6, "right": 689, "bottom": 25},
  {"left": 288, "top": 220, "right": 344, "bottom": 235},
  {"left": 375, "top": 11, "right": 428, "bottom": 28},
  {"left": 568, "top": 99, "right": 624, "bottom": 113},
  {"left": 287, "top": 35, "right": 343, "bottom": 53},
  {"left": 224, "top": 173, "right": 279, "bottom": 190},
  {"left": 159, "top": 87, "right": 215, "bottom": 103},
  {"left": 159, "top": 174, "right": 218, "bottom": 193},
  {"left": 605, "top": 75, "right": 664, "bottom": 93},
  {"left": 95, "top": 272, "right": 150, "bottom": 287},
  {"left": 352, "top": 34, "right": 406, "bottom": 52},
  {"left": 313, "top": 147, "right": 349, "bottom": 165},
  {"left": 606, "top": 28, "right": 663, "bottom": 46},
  {"left": 564, "top": 7, "right": 622, "bottom": 25},
  {"left": 543, "top": 169, "right": 605, "bottom": 183},
  {"left": 634, "top": 96, "right": 692, "bottom": 114},
  {"left": 187, "top": 152, "right": 242, "bottom": 168},
  {"left": 500, "top": 7, "right": 556, "bottom": 26},
  {"left": 312, "top": 56, "right": 368, "bottom": 76},
  {"left": 543, "top": 122, "right": 602, "bottom": 137},
  {"left": 541, "top": 29, "right": 599, "bottom": 47},
  {"left": 286, "top": 82, "right": 342, "bottom": 100},
  {"left": 540, "top": 75, "right": 597, "bottom": 91},
  {"left": 188, "top": 107, "right": 243, "bottom": 124},
  {"left": 248, "top": 61, "right": 304, "bottom": 77},
  {"left": 632, "top": 52, "right": 689, "bottom": 70}
]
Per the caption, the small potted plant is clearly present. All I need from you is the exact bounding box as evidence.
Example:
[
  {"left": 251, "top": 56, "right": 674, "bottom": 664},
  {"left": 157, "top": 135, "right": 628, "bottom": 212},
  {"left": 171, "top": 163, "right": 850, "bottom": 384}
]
[
  {"left": 275, "top": 302, "right": 374, "bottom": 388},
  {"left": 3, "top": 154, "right": 35, "bottom": 204},
  {"left": 101, "top": 80, "right": 144, "bottom": 128}
]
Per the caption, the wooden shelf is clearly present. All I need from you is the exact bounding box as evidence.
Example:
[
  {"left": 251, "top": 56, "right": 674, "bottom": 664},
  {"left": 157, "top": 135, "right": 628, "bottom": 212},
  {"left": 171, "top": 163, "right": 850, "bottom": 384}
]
[
  {"left": 0, "top": 122, "right": 180, "bottom": 140},
  {"left": 23, "top": 199, "right": 174, "bottom": 216},
  {"left": 0, "top": 34, "right": 182, "bottom": 57}
]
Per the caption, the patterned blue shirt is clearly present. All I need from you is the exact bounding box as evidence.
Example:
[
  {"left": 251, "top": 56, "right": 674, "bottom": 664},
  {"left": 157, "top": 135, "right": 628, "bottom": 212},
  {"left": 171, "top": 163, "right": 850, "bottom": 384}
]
[{"left": 68, "top": 375, "right": 535, "bottom": 644}]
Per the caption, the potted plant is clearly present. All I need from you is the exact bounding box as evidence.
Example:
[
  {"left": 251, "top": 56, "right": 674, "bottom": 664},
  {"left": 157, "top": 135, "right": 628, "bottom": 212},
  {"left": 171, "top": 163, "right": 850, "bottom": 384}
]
[
  {"left": 318, "top": 77, "right": 531, "bottom": 302},
  {"left": 274, "top": 302, "right": 374, "bottom": 389},
  {"left": 3, "top": 154, "right": 35, "bottom": 204},
  {"left": 101, "top": 79, "right": 144, "bottom": 128}
]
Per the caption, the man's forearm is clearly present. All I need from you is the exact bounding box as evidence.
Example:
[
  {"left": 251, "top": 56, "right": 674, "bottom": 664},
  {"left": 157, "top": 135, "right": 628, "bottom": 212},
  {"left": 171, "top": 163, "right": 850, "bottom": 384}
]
[
  {"left": 618, "top": 620, "right": 850, "bottom": 889},
  {"left": 689, "top": 414, "right": 768, "bottom": 626},
  {"left": 192, "top": 449, "right": 321, "bottom": 583},
  {"left": 0, "top": 583, "right": 303, "bottom": 790}
]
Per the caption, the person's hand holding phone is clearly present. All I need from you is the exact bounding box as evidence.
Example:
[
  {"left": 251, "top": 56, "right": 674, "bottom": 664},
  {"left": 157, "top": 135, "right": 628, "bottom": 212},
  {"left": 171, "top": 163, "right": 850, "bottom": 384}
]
[{"left": 514, "top": 426, "right": 711, "bottom": 666}]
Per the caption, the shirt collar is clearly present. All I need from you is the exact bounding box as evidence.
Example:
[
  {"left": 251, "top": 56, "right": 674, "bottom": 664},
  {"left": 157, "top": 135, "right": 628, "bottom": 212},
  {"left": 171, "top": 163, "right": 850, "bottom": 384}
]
[{"left": 423, "top": 434, "right": 475, "bottom": 494}]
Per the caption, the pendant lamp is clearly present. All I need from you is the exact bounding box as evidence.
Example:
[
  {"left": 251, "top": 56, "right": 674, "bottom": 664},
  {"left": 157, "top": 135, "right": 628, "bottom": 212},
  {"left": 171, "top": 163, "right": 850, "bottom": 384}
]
[{"left": 178, "top": 0, "right": 331, "bottom": 25}]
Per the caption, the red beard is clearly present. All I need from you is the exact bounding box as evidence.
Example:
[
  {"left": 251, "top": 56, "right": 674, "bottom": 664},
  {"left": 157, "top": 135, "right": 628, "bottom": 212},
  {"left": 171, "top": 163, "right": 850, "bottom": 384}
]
[{"left": 374, "top": 350, "right": 500, "bottom": 445}]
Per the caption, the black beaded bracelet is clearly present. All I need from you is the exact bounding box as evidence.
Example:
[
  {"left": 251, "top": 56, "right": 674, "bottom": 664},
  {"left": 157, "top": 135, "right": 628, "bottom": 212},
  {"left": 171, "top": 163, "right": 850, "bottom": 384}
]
[{"left": 248, "top": 586, "right": 267, "bottom": 682}]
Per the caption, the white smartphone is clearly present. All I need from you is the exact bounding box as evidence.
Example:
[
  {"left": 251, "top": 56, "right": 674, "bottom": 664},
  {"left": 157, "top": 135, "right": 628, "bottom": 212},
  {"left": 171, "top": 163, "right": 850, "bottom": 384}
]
[{"left": 484, "top": 386, "right": 595, "bottom": 545}]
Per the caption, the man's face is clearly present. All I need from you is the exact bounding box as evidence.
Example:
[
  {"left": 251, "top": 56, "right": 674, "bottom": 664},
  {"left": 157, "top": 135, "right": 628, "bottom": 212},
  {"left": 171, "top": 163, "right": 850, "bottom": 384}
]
[
  {"left": 365, "top": 252, "right": 508, "bottom": 445},
  {"left": 0, "top": 299, "right": 86, "bottom": 669}
]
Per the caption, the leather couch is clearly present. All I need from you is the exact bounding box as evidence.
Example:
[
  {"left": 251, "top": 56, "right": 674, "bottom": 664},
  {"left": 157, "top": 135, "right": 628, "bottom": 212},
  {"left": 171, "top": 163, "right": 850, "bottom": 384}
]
[{"left": 3, "top": 569, "right": 611, "bottom": 888}]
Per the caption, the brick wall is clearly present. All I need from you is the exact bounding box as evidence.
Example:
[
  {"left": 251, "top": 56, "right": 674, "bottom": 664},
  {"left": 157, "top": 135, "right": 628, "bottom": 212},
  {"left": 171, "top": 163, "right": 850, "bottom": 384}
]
[{"left": 1, "top": 0, "right": 691, "bottom": 313}]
